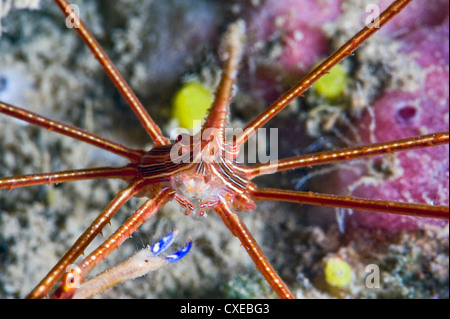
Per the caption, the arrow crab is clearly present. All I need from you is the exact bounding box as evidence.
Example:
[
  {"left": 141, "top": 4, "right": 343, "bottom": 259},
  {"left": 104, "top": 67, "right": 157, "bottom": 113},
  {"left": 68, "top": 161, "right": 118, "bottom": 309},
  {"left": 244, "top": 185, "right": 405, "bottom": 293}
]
[{"left": 0, "top": 0, "right": 448, "bottom": 298}]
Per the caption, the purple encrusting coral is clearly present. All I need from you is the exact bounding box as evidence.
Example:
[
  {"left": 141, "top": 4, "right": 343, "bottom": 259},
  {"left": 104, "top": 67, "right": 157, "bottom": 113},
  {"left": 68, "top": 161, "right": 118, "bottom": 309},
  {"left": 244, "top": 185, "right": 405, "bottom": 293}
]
[
  {"left": 242, "top": 0, "right": 343, "bottom": 103},
  {"left": 334, "top": 1, "right": 449, "bottom": 231},
  {"left": 244, "top": 0, "right": 448, "bottom": 231},
  {"left": 247, "top": 0, "right": 343, "bottom": 76}
]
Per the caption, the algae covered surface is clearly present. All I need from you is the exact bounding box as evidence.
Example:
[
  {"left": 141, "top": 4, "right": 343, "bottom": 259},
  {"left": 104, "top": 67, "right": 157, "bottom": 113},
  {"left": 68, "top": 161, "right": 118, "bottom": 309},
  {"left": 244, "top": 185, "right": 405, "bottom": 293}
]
[{"left": 0, "top": 0, "right": 448, "bottom": 298}]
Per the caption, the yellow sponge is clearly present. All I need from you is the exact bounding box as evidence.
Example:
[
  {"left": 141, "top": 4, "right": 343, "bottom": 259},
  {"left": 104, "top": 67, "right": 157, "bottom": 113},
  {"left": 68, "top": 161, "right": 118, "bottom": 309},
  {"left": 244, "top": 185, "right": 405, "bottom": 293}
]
[
  {"left": 314, "top": 63, "right": 347, "bottom": 101},
  {"left": 172, "top": 81, "right": 213, "bottom": 129},
  {"left": 324, "top": 256, "right": 353, "bottom": 288}
]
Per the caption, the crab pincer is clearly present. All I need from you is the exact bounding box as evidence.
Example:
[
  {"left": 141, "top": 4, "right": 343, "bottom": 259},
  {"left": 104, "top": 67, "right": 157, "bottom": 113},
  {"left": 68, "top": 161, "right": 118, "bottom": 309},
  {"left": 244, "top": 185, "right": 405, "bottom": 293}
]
[{"left": 63, "top": 231, "right": 192, "bottom": 299}]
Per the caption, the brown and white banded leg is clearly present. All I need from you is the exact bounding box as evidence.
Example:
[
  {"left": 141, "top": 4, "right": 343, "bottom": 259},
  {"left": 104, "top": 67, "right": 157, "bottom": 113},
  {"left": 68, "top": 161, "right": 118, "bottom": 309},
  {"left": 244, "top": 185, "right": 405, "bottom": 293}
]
[
  {"left": 53, "top": 188, "right": 173, "bottom": 299},
  {"left": 53, "top": 0, "right": 169, "bottom": 146},
  {"left": 233, "top": 0, "right": 413, "bottom": 147},
  {"left": 26, "top": 180, "right": 147, "bottom": 298},
  {"left": 214, "top": 201, "right": 294, "bottom": 299}
]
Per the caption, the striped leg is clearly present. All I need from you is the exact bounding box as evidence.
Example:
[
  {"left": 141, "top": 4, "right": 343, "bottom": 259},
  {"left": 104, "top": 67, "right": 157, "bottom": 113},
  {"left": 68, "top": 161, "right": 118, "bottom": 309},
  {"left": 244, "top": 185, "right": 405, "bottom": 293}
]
[
  {"left": 250, "top": 187, "right": 449, "bottom": 220},
  {"left": 0, "top": 165, "right": 139, "bottom": 190},
  {"left": 214, "top": 201, "right": 295, "bottom": 299},
  {"left": 246, "top": 132, "right": 449, "bottom": 178},
  {"left": 53, "top": 0, "right": 169, "bottom": 146},
  {"left": 233, "top": 0, "right": 413, "bottom": 147},
  {"left": 54, "top": 188, "right": 172, "bottom": 299},
  {"left": 26, "top": 180, "right": 147, "bottom": 299},
  {"left": 0, "top": 101, "right": 144, "bottom": 162}
]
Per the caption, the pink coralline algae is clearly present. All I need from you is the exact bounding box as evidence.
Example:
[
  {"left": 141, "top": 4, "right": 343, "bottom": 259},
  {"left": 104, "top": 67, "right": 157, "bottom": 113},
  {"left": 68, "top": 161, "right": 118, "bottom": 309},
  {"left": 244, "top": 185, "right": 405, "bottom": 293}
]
[
  {"left": 337, "top": 1, "right": 449, "bottom": 231},
  {"left": 245, "top": 0, "right": 448, "bottom": 231},
  {"left": 249, "top": 0, "right": 343, "bottom": 76},
  {"left": 243, "top": 0, "right": 343, "bottom": 102}
]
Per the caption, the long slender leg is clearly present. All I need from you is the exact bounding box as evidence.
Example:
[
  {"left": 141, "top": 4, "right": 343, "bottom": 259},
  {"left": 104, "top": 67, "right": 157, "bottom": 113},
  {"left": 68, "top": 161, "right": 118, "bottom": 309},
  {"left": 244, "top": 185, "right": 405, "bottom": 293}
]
[
  {"left": 26, "top": 180, "right": 147, "bottom": 299},
  {"left": 54, "top": 188, "right": 172, "bottom": 299},
  {"left": 250, "top": 187, "right": 449, "bottom": 220},
  {"left": 214, "top": 202, "right": 294, "bottom": 299},
  {"left": 0, "top": 165, "right": 138, "bottom": 190},
  {"left": 246, "top": 132, "right": 449, "bottom": 178},
  {"left": 233, "top": 0, "right": 412, "bottom": 147},
  {"left": 0, "top": 101, "right": 144, "bottom": 162},
  {"left": 53, "top": 0, "right": 169, "bottom": 146}
]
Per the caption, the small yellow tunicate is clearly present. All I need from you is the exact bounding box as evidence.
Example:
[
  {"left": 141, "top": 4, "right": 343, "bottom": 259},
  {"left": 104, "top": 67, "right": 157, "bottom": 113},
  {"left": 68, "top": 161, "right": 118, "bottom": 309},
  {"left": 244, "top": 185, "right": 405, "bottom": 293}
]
[
  {"left": 314, "top": 63, "right": 347, "bottom": 101},
  {"left": 324, "top": 256, "right": 353, "bottom": 288},
  {"left": 172, "top": 81, "right": 213, "bottom": 129}
]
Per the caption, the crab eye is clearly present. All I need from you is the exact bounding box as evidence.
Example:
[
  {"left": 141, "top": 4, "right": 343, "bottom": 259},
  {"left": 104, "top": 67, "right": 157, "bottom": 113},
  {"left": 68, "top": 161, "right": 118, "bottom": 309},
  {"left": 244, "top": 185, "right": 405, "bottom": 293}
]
[{"left": 175, "top": 134, "right": 184, "bottom": 143}]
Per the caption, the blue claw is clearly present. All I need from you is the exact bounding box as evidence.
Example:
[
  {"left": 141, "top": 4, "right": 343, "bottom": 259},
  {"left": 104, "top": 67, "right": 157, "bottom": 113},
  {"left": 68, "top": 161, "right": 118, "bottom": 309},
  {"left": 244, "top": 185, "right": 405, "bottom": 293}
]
[
  {"left": 165, "top": 238, "right": 193, "bottom": 264},
  {"left": 151, "top": 230, "right": 178, "bottom": 255},
  {"left": 150, "top": 231, "right": 192, "bottom": 264}
]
